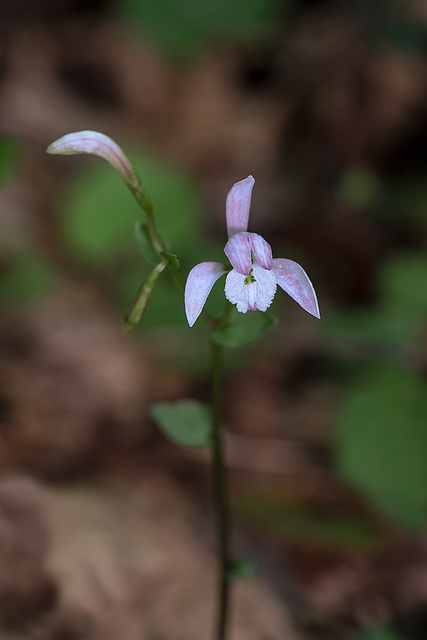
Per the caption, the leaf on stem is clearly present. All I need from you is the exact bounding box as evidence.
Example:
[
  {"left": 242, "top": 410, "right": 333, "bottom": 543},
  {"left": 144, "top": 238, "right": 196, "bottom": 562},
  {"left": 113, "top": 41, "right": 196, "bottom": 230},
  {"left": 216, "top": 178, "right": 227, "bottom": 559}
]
[
  {"left": 150, "top": 399, "right": 212, "bottom": 448},
  {"left": 160, "top": 251, "right": 180, "bottom": 271}
]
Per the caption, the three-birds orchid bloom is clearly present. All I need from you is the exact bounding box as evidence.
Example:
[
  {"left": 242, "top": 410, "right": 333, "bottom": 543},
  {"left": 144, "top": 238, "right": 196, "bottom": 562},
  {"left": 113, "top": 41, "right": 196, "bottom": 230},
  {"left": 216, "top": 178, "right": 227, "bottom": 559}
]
[{"left": 184, "top": 176, "right": 320, "bottom": 327}]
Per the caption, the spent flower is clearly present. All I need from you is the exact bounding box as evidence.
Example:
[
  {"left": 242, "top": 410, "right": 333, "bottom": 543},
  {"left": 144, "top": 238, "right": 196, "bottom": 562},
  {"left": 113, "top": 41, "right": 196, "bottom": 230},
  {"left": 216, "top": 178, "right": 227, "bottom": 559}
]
[{"left": 185, "top": 176, "right": 320, "bottom": 327}]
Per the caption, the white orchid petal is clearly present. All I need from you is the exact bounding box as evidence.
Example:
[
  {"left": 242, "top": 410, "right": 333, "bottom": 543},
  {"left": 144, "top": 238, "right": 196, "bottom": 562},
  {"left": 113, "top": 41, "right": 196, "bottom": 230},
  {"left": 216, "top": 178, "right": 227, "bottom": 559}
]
[
  {"left": 225, "top": 264, "right": 277, "bottom": 313},
  {"left": 47, "top": 130, "right": 137, "bottom": 187},
  {"left": 224, "top": 269, "right": 249, "bottom": 312},
  {"left": 272, "top": 258, "right": 320, "bottom": 318},
  {"left": 226, "top": 176, "right": 255, "bottom": 238},
  {"left": 224, "top": 232, "right": 252, "bottom": 275},
  {"left": 184, "top": 262, "right": 226, "bottom": 327},
  {"left": 248, "top": 232, "right": 273, "bottom": 270}
]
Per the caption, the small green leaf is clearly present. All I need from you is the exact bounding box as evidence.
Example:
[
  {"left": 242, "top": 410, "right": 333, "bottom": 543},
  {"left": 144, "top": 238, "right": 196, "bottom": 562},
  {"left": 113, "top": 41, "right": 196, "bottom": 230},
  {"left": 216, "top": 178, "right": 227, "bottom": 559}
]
[
  {"left": 228, "top": 558, "right": 257, "bottom": 582},
  {"left": 150, "top": 399, "right": 212, "bottom": 448},
  {"left": 134, "top": 221, "right": 159, "bottom": 266},
  {"left": 211, "top": 309, "right": 277, "bottom": 348},
  {"left": 160, "top": 251, "right": 180, "bottom": 271},
  {"left": 62, "top": 148, "right": 203, "bottom": 267}
]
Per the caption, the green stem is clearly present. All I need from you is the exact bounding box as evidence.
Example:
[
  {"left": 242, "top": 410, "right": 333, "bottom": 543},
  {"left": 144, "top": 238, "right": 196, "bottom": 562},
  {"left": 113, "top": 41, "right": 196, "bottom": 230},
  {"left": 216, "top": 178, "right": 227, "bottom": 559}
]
[
  {"left": 123, "top": 257, "right": 168, "bottom": 331},
  {"left": 131, "top": 177, "right": 218, "bottom": 329},
  {"left": 211, "top": 339, "right": 231, "bottom": 640},
  {"left": 130, "top": 176, "right": 217, "bottom": 327},
  {"left": 129, "top": 167, "right": 232, "bottom": 633},
  {"left": 131, "top": 179, "right": 164, "bottom": 255}
]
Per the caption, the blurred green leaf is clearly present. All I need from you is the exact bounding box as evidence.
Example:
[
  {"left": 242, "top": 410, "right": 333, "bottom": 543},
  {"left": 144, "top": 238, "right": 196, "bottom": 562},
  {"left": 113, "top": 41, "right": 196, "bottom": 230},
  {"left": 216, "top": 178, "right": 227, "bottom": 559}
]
[
  {"left": 150, "top": 399, "right": 212, "bottom": 448},
  {"left": 228, "top": 557, "right": 257, "bottom": 582},
  {"left": 384, "top": 15, "right": 426, "bottom": 54},
  {"left": 326, "top": 306, "right": 420, "bottom": 346},
  {"left": 238, "top": 493, "right": 382, "bottom": 550},
  {"left": 117, "top": 0, "right": 288, "bottom": 60},
  {"left": 336, "top": 365, "right": 427, "bottom": 530},
  {"left": 352, "top": 629, "right": 403, "bottom": 640},
  {"left": 339, "top": 166, "right": 382, "bottom": 210},
  {"left": 327, "top": 308, "right": 397, "bottom": 343},
  {"left": 379, "top": 253, "right": 427, "bottom": 316},
  {"left": 0, "top": 253, "right": 57, "bottom": 305},
  {"left": 326, "top": 252, "right": 427, "bottom": 347},
  {"left": 380, "top": 177, "right": 427, "bottom": 232},
  {"left": 0, "top": 138, "right": 22, "bottom": 185},
  {"left": 142, "top": 276, "right": 187, "bottom": 328},
  {"left": 62, "top": 166, "right": 139, "bottom": 265},
  {"left": 211, "top": 308, "right": 277, "bottom": 348},
  {"left": 62, "top": 147, "right": 203, "bottom": 267}
]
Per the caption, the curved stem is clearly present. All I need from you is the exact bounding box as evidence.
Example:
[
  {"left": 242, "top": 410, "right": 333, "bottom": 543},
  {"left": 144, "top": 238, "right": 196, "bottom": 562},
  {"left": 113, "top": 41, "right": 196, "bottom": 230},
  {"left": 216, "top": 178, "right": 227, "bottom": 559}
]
[
  {"left": 211, "top": 339, "right": 232, "bottom": 640},
  {"left": 132, "top": 180, "right": 164, "bottom": 255},
  {"left": 130, "top": 176, "right": 218, "bottom": 328},
  {"left": 130, "top": 168, "right": 232, "bottom": 634}
]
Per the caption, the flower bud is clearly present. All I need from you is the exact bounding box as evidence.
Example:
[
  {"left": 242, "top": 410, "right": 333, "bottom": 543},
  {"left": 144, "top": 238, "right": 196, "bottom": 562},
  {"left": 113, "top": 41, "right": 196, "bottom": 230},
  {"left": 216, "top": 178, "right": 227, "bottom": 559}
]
[{"left": 47, "top": 130, "right": 138, "bottom": 188}]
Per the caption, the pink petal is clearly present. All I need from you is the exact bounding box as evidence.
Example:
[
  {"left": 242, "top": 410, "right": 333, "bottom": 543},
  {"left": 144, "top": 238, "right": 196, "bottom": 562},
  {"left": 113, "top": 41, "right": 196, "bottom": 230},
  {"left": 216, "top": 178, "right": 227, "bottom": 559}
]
[
  {"left": 185, "top": 262, "right": 226, "bottom": 327},
  {"left": 47, "top": 130, "right": 136, "bottom": 187},
  {"left": 224, "top": 232, "right": 252, "bottom": 275},
  {"left": 272, "top": 258, "right": 320, "bottom": 318},
  {"left": 248, "top": 233, "right": 273, "bottom": 270},
  {"left": 226, "top": 176, "right": 255, "bottom": 238}
]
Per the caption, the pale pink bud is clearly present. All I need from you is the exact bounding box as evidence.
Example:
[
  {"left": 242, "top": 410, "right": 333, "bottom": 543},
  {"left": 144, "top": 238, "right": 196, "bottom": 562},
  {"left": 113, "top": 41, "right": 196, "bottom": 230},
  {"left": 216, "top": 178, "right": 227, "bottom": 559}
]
[{"left": 47, "top": 130, "right": 137, "bottom": 188}]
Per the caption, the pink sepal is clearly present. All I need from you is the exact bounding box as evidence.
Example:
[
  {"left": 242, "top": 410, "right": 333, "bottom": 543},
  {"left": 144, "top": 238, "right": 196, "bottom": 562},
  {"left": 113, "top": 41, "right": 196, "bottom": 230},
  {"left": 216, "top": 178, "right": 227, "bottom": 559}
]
[
  {"left": 272, "top": 258, "right": 320, "bottom": 318},
  {"left": 224, "top": 233, "right": 252, "bottom": 275},
  {"left": 248, "top": 233, "right": 273, "bottom": 270},
  {"left": 226, "top": 176, "right": 255, "bottom": 238},
  {"left": 184, "top": 262, "right": 226, "bottom": 327}
]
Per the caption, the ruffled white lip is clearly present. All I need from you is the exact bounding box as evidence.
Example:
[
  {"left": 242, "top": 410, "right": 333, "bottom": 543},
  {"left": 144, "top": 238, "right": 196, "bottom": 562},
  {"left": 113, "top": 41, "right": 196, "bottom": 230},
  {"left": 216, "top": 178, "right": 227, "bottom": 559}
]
[{"left": 224, "top": 262, "right": 277, "bottom": 313}]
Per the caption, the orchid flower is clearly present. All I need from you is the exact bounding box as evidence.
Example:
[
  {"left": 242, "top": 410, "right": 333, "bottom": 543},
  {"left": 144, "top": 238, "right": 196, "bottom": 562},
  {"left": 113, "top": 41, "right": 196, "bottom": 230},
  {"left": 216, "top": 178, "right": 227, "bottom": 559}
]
[{"left": 185, "top": 176, "right": 320, "bottom": 327}]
